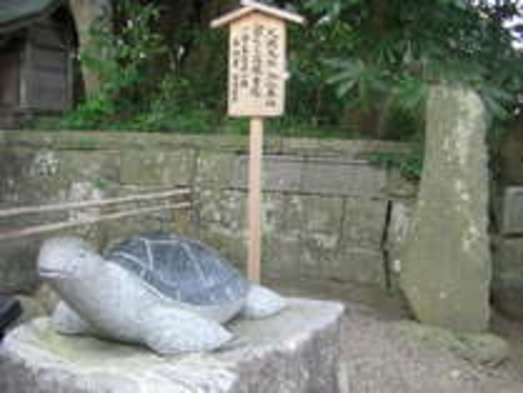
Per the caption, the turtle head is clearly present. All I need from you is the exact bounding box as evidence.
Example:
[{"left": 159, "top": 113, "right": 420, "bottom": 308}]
[{"left": 38, "top": 237, "right": 103, "bottom": 282}]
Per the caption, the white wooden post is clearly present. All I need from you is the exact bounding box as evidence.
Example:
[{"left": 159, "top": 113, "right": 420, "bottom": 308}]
[{"left": 247, "top": 117, "right": 264, "bottom": 281}]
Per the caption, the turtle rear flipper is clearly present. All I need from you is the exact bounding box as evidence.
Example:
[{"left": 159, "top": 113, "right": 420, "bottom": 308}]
[
  {"left": 241, "top": 285, "right": 286, "bottom": 319},
  {"left": 143, "top": 306, "right": 233, "bottom": 355}
]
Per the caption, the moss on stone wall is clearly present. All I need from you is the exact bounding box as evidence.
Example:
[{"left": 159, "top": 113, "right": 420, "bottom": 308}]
[{"left": 0, "top": 130, "right": 416, "bottom": 295}]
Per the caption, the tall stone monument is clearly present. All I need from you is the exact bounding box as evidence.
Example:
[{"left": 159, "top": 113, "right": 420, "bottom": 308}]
[{"left": 400, "top": 85, "right": 491, "bottom": 333}]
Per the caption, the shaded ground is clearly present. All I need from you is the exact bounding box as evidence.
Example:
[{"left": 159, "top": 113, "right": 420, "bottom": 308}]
[
  {"left": 275, "top": 279, "right": 523, "bottom": 393},
  {"left": 342, "top": 302, "right": 523, "bottom": 393}
]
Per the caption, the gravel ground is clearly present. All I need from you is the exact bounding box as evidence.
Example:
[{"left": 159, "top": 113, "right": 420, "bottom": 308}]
[
  {"left": 276, "top": 280, "right": 523, "bottom": 393},
  {"left": 342, "top": 301, "right": 523, "bottom": 393}
]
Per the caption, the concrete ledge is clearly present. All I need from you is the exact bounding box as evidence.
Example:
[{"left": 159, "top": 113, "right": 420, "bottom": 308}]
[
  {"left": 0, "top": 298, "right": 345, "bottom": 393},
  {"left": 0, "top": 130, "right": 409, "bottom": 156}
]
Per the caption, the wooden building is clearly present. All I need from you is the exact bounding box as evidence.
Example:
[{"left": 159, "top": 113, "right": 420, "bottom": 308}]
[{"left": 0, "top": 0, "right": 76, "bottom": 128}]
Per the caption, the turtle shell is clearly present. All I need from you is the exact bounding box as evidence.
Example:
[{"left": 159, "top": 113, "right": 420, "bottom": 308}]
[{"left": 104, "top": 233, "right": 250, "bottom": 306}]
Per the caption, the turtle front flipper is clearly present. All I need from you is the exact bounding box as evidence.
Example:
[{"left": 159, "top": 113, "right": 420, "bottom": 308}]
[
  {"left": 241, "top": 284, "right": 286, "bottom": 319},
  {"left": 143, "top": 306, "right": 233, "bottom": 355},
  {"left": 52, "top": 301, "right": 93, "bottom": 335}
]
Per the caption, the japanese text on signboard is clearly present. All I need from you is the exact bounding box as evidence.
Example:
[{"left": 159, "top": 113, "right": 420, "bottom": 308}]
[{"left": 228, "top": 14, "right": 286, "bottom": 117}]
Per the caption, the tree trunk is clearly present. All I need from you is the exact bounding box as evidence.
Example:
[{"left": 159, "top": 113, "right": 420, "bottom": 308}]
[{"left": 68, "top": 0, "right": 112, "bottom": 97}]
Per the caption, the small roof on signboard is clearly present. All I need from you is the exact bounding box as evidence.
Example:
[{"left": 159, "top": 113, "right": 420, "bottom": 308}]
[{"left": 211, "top": 0, "right": 305, "bottom": 29}]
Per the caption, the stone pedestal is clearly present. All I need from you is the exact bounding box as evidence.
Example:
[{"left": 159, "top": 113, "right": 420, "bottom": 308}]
[{"left": 0, "top": 299, "right": 345, "bottom": 393}]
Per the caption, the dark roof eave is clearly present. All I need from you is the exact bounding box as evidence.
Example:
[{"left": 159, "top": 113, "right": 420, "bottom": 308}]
[{"left": 0, "top": 0, "right": 65, "bottom": 36}]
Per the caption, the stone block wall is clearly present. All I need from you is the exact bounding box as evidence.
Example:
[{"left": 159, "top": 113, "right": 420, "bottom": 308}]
[
  {"left": 0, "top": 131, "right": 416, "bottom": 295},
  {"left": 492, "top": 187, "right": 523, "bottom": 320}
]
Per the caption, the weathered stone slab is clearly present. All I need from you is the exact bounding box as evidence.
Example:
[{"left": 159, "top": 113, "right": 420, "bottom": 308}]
[
  {"left": 266, "top": 194, "right": 305, "bottom": 237},
  {"left": 0, "top": 238, "right": 40, "bottom": 293},
  {"left": 231, "top": 155, "right": 387, "bottom": 196},
  {"left": 60, "top": 150, "right": 121, "bottom": 184},
  {"left": 120, "top": 150, "right": 195, "bottom": 186},
  {"left": 342, "top": 197, "right": 388, "bottom": 249},
  {"left": 198, "top": 189, "right": 246, "bottom": 229},
  {"left": 0, "top": 147, "right": 34, "bottom": 201},
  {"left": 261, "top": 194, "right": 305, "bottom": 279},
  {"left": 120, "top": 150, "right": 167, "bottom": 185},
  {"left": 303, "top": 195, "right": 345, "bottom": 235},
  {"left": 400, "top": 86, "right": 491, "bottom": 333},
  {"left": 334, "top": 248, "right": 385, "bottom": 286},
  {"left": 231, "top": 155, "right": 304, "bottom": 191},
  {"left": 0, "top": 299, "right": 345, "bottom": 393},
  {"left": 263, "top": 235, "right": 302, "bottom": 279},
  {"left": 281, "top": 138, "right": 410, "bottom": 158},
  {"left": 492, "top": 237, "right": 523, "bottom": 321},
  {"left": 302, "top": 158, "right": 387, "bottom": 197},
  {"left": 13, "top": 149, "right": 71, "bottom": 204},
  {"left": 163, "top": 151, "right": 197, "bottom": 187},
  {"left": 0, "top": 130, "right": 406, "bottom": 157},
  {"left": 498, "top": 186, "right": 523, "bottom": 235},
  {"left": 196, "top": 152, "right": 236, "bottom": 186}
]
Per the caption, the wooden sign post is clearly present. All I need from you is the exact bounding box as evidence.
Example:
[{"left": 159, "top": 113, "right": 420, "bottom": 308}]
[{"left": 212, "top": 1, "right": 304, "bottom": 283}]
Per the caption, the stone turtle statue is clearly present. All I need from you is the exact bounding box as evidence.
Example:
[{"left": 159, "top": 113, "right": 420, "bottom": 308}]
[{"left": 37, "top": 233, "right": 286, "bottom": 355}]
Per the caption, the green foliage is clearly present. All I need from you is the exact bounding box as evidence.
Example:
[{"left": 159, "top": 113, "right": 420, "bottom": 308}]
[
  {"left": 286, "top": 22, "right": 351, "bottom": 126},
  {"left": 304, "top": 0, "right": 523, "bottom": 136},
  {"left": 366, "top": 144, "right": 425, "bottom": 181},
  {"left": 58, "top": 94, "right": 114, "bottom": 129},
  {"left": 48, "top": 0, "right": 523, "bottom": 142},
  {"left": 69, "top": 0, "right": 166, "bottom": 126}
]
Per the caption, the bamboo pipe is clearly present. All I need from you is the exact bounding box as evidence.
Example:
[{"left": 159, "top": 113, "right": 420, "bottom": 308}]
[
  {"left": 0, "top": 188, "right": 190, "bottom": 218},
  {"left": 0, "top": 202, "right": 192, "bottom": 242}
]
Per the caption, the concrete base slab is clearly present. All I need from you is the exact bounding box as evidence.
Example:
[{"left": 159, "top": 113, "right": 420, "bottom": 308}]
[{"left": 0, "top": 299, "right": 345, "bottom": 393}]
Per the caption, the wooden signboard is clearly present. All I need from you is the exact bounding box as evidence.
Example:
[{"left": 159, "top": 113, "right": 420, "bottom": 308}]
[
  {"left": 212, "top": 1, "right": 304, "bottom": 283},
  {"left": 228, "top": 13, "right": 286, "bottom": 117}
]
